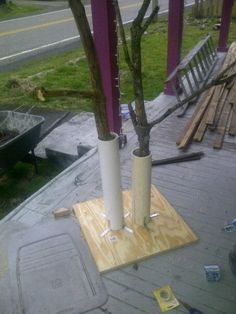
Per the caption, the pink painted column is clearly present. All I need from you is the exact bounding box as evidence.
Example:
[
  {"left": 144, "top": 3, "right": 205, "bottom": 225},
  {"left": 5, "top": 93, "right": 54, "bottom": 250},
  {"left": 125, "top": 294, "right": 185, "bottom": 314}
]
[
  {"left": 91, "top": 0, "right": 121, "bottom": 134},
  {"left": 218, "top": 0, "right": 234, "bottom": 52},
  {"left": 164, "top": 0, "right": 184, "bottom": 95}
]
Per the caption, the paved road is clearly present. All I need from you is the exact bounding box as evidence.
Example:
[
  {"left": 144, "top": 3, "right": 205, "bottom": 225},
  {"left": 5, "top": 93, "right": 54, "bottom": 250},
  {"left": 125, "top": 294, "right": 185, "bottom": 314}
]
[{"left": 0, "top": 0, "right": 194, "bottom": 71}]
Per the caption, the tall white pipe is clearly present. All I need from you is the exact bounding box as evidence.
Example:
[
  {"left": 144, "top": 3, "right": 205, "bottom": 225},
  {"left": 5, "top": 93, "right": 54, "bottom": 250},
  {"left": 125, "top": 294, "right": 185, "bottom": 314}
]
[
  {"left": 98, "top": 133, "right": 124, "bottom": 230},
  {"left": 131, "top": 148, "right": 152, "bottom": 226}
]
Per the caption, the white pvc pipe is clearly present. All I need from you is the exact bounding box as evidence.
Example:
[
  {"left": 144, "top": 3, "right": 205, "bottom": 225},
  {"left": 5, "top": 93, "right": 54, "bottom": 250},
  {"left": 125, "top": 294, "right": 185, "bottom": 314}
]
[
  {"left": 131, "top": 148, "right": 152, "bottom": 226},
  {"left": 98, "top": 133, "right": 124, "bottom": 230}
]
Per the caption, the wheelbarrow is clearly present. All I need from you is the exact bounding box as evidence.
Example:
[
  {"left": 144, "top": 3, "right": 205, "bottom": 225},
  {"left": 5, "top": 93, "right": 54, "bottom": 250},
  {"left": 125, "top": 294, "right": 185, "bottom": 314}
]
[{"left": 0, "top": 110, "right": 45, "bottom": 173}]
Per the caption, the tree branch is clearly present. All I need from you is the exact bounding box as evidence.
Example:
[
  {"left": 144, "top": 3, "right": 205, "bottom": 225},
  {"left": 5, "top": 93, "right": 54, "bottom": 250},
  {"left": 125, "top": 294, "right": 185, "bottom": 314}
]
[
  {"left": 141, "top": 4, "right": 160, "bottom": 34},
  {"left": 69, "top": 0, "right": 111, "bottom": 140},
  {"left": 112, "top": 0, "right": 133, "bottom": 72},
  {"left": 34, "top": 87, "right": 94, "bottom": 101},
  {"left": 128, "top": 102, "right": 138, "bottom": 126},
  {"left": 133, "top": 0, "right": 151, "bottom": 26}
]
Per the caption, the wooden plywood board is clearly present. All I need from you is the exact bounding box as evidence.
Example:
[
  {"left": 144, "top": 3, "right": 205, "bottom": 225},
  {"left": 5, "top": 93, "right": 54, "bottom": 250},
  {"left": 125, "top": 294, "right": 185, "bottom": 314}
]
[
  {"left": 213, "top": 102, "right": 232, "bottom": 149},
  {"left": 193, "top": 106, "right": 209, "bottom": 142},
  {"left": 210, "top": 88, "right": 229, "bottom": 130},
  {"left": 206, "top": 85, "right": 223, "bottom": 126},
  {"left": 229, "top": 104, "right": 236, "bottom": 136},
  {"left": 73, "top": 185, "right": 198, "bottom": 273},
  {"left": 177, "top": 87, "right": 214, "bottom": 149}
]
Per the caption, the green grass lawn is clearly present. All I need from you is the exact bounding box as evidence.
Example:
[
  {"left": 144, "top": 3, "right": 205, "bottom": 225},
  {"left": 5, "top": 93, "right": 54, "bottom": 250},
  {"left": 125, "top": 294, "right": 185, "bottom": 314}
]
[
  {"left": 1, "top": 15, "right": 236, "bottom": 114},
  {"left": 0, "top": 1, "right": 43, "bottom": 21},
  {"left": 1, "top": 15, "right": 236, "bottom": 219}
]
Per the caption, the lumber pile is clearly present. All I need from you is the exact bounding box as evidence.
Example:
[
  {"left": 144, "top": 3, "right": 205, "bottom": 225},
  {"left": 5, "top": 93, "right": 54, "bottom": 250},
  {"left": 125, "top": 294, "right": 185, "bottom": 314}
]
[{"left": 177, "top": 43, "right": 236, "bottom": 150}]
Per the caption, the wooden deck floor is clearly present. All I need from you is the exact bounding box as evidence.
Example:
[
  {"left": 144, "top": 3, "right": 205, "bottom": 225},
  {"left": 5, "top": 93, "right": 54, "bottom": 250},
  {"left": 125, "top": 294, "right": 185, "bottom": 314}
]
[
  {"left": 86, "top": 93, "right": 236, "bottom": 314},
  {"left": 4, "top": 83, "right": 236, "bottom": 314}
]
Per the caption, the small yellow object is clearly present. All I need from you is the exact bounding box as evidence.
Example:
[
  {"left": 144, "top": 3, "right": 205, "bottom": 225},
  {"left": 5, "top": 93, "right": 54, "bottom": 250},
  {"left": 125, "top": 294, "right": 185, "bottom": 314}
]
[
  {"left": 153, "top": 285, "right": 179, "bottom": 312},
  {"left": 36, "top": 88, "right": 46, "bottom": 102}
]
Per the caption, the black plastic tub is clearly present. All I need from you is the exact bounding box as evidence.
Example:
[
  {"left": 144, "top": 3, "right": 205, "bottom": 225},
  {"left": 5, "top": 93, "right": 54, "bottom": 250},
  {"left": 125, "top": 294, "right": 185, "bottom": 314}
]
[{"left": 0, "top": 111, "right": 45, "bottom": 171}]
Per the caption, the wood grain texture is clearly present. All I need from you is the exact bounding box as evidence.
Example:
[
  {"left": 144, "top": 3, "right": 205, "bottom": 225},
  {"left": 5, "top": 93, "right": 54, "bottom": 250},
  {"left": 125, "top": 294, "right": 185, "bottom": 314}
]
[
  {"left": 205, "top": 85, "right": 223, "bottom": 125},
  {"left": 73, "top": 185, "right": 198, "bottom": 273},
  {"left": 228, "top": 79, "right": 236, "bottom": 106},
  {"left": 206, "top": 43, "right": 236, "bottom": 126},
  {"left": 193, "top": 106, "right": 209, "bottom": 142},
  {"left": 210, "top": 87, "right": 229, "bottom": 130},
  {"left": 213, "top": 102, "right": 232, "bottom": 149},
  {"left": 177, "top": 87, "right": 214, "bottom": 149},
  {"left": 229, "top": 104, "right": 236, "bottom": 136}
]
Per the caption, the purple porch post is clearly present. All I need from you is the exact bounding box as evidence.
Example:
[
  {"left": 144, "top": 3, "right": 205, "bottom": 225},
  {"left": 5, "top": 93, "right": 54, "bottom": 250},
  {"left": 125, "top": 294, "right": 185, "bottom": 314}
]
[
  {"left": 218, "top": 0, "right": 234, "bottom": 52},
  {"left": 91, "top": 0, "right": 121, "bottom": 134},
  {"left": 164, "top": 0, "right": 184, "bottom": 95}
]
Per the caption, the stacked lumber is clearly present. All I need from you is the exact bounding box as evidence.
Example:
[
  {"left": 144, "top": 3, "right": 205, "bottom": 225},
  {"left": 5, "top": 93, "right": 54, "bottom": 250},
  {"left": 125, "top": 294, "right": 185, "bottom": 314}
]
[{"left": 177, "top": 43, "right": 236, "bottom": 150}]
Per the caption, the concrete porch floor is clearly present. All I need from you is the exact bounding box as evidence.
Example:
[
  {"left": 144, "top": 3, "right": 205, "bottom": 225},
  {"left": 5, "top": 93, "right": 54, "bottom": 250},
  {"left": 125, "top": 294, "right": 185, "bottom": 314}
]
[{"left": 1, "top": 58, "right": 236, "bottom": 313}]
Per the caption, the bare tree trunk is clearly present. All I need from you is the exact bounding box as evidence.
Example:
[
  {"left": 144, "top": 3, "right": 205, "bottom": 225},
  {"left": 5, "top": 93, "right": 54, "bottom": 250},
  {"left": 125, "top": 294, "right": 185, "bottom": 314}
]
[
  {"left": 130, "top": 21, "right": 150, "bottom": 156},
  {"left": 113, "top": 0, "right": 159, "bottom": 157},
  {"left": 152, "top": 0, "right": 158, "bottom": 22},
  {"left": 69, "top": 0, "right": 111, "bottom": 140}
]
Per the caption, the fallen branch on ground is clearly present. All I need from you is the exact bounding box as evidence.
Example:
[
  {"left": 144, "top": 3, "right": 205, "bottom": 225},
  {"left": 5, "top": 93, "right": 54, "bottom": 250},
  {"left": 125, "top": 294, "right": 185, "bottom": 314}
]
[{"left": 33, "top": 87, "right": 94, "bottom": 102}]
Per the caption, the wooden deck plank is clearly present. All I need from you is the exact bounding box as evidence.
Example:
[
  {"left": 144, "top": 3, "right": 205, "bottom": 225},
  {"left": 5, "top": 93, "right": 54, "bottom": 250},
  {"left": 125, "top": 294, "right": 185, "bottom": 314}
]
[
  {"left": 143, "top": 248, "right": 236, "bottom": 290},
  {"left": 229, "top": 103, "right": 236, "bottom": 136},
  {"left": 206, "top": 85, "right": 224, "bottom": 125},
  {"left": 177, "top": 87, "right": 214, "bottom": 149},
  {"left": 122, "top": 266, "right": 236, "bottom": 314},
  {"left": 193, "top": 104, "right": 210, "bottom": 141},
  {"left": 113, "top": 266, "right": 231, "bottom": 314},
  {"left": 213, "top": 102, "right": 232, "bottom": 149},
  {"left": 103, "top": 276, "right": 172, "bottom": 314},
  {"left": 101, "top": 295, "right": 148, "bottom": 314}
]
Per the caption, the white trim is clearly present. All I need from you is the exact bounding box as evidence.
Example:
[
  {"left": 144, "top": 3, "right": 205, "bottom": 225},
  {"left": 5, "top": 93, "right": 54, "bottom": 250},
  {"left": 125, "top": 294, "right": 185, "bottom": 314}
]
[
  {"left": 0, "top": 2, "right": 92, "bottom": 24},
  {"left": 0, "top": 35, "right": 80, "bottom": 62},
  {"left": 0, "top": 8, "right": 70, "bottom": 24}
]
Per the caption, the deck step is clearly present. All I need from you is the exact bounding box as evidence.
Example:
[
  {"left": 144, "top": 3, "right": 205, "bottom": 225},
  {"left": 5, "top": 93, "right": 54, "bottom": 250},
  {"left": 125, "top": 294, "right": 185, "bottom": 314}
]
[{"left": 35, "top": 112, "right": 97, "bottom": 165}]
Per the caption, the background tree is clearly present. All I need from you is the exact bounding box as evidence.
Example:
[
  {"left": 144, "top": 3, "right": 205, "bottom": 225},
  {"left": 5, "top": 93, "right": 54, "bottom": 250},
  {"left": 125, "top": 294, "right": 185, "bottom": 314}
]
[
  {"left": 113, "top": 0, "right": 159, "bottom": 157},
  {"left": 192, "top": 0, "right": 223, "bottom": 18},
  {"left": 0, "top": 0, "right": 7, "bottom": 5}
]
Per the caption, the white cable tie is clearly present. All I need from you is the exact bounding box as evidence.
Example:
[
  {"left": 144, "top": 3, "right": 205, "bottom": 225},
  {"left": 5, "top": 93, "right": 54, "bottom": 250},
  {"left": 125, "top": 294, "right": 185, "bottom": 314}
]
[
  {"left": 124, "top": 212, "right": 130, "bottom": 218},
  {"left": 100, "top": 228, "right": 110, "bottom": 237},
  {"left": 150, "top": 213, "right": 159, "bottom": 218},
  {"left": 124, "top": 226, "right": 134, "bottom": 234}
]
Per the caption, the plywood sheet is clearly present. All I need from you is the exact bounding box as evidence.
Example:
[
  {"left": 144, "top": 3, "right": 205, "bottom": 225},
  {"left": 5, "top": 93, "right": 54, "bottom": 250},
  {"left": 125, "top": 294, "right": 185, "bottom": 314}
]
[
  {"left": 177, "top": 87, "right": 214, "bottom": 149},
  {"left": 229, "top": 103, "right": 236, "bottom": 136},
  {"left": 73, "top": 185, "right": 198, "bottom": 273},
  {"left": 213, "top": 102, "right": 232, "bottom": 149}
]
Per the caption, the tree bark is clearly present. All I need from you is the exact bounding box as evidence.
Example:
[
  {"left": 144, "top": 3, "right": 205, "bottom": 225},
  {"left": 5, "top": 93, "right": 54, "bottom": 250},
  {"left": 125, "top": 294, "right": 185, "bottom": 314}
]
[
  {"left": 130, "top": 22, "right": 150, "bottom": 156},
  {"left": 152, "top": 0, "right": 158, "bottom": 22},
  {"left": 113, "top": 0, "right": 159, "bottom": 156},
  {"left": 69, "top": 0, "right": 111, "bottom": 140}
]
